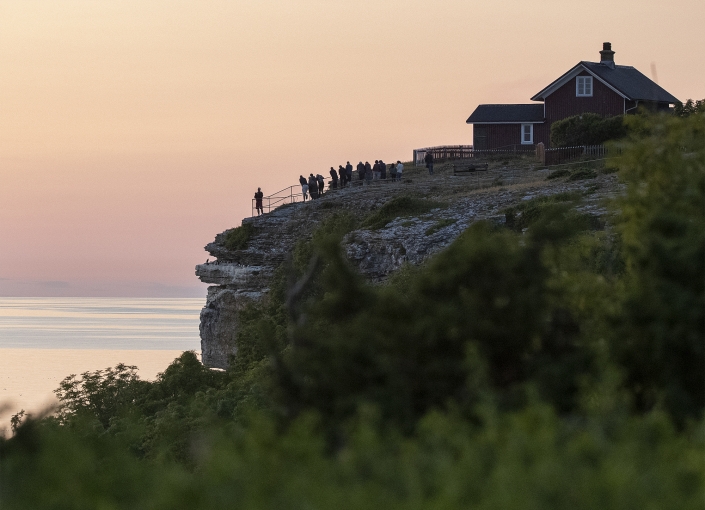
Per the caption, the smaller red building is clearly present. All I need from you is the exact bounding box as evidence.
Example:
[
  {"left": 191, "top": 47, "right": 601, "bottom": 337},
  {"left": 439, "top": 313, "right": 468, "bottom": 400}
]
[{"left": 466, "top": 43, "right": 679, "bottom": 149}]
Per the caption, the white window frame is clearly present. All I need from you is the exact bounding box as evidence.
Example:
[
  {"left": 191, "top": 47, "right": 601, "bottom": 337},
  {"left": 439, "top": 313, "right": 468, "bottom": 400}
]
[
  {"left": 521, "top": 123, "right": 533, "bottom": 145},
  {"left": 576, "top": 76, "right": 593, "bottom": 97}
]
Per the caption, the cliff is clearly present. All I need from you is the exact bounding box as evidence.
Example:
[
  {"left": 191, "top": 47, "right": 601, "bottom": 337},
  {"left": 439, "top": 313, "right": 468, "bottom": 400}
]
[{"left": 196, "top": 162, "right": 619, "bottom": 368}]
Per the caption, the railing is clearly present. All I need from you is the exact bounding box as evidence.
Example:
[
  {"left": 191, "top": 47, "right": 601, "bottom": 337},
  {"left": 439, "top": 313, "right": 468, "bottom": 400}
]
[
  {"left": 251, "top": 173, "right": 406, "bottom": 216},
  {"left": 414, "top": 145, "right": 536, "bottom": 165},
  {"left": 414, "top": 145, "right": 474, "bottom": 164},
  {"left": 252, "top": 184, "right": 304, "bottom": 216}
]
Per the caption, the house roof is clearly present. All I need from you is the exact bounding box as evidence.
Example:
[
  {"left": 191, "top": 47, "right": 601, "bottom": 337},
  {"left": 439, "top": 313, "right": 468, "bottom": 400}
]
[
  {"left": 531, "top": 61, "right": 679, "bottom": 103},
  {"left": 466, "top": 104, "right": 544, "bottom": 124}
]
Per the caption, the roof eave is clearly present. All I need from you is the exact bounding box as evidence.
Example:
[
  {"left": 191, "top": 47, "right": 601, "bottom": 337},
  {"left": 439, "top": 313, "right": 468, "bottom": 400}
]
[
  {"left": 531, "top": 61, "right": 630, "bottom": 101},
  {"left": 530, "top": 62, "right": 585, "bottom": 101},
  {"left": 467, "top": 121, "right": 545, "bottom": 125},
  {"left": 466, "top": 104, "right": 544, "bottom": 124}
]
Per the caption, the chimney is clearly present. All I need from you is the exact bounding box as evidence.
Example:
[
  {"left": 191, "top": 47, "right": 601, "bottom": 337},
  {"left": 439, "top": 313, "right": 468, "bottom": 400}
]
[{"left": 600, "top": 42, "right": 615, "bottom": 68}]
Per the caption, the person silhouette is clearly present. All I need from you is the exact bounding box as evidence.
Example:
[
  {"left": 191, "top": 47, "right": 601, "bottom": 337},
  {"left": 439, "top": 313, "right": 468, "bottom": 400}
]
[{"left": 254, "top": 187, "right": 264, "bottom": 215}]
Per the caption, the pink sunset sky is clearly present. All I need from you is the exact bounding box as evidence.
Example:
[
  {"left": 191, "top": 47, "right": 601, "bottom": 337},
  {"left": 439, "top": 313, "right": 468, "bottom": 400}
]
[{"left": 1, "top": 0, "right": 703, "bottom": 297}]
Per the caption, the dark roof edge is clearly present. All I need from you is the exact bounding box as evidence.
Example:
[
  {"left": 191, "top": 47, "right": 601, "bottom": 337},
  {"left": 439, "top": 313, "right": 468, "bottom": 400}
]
[
  {"left": 530, "top": 62, "right": 584, "bottom": 101},
  {"left": 532, "top": 61, "right": 678, "bottom": 103},
  {"left": 466, "top": 104, "right": 544, "bottom": 124},
  {"left": 467, "top": 121, "right": 546, "bottom": 124},
  {"left": 582, "top": 61, "right": 679, "bottom": 103}
]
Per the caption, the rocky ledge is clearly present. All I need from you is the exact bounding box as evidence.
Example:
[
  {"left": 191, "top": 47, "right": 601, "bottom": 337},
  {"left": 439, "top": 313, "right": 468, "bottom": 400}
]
[{"left": 196, "top": 165, "right": 620, "bottom": 368}]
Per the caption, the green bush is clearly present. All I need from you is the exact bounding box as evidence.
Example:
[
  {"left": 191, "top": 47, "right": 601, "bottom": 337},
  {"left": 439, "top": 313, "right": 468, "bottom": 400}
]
[
  {"left": 551, "top": 113, "right": 627, "bottom": 147},
  {"left": 223, "top": 223, "right": 255, "bottom": 251}
]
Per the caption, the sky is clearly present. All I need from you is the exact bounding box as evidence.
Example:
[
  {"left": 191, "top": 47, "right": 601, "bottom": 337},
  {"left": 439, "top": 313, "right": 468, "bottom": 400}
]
[{"left": 1, "top": 0, "right": 703, "bottom": 297}]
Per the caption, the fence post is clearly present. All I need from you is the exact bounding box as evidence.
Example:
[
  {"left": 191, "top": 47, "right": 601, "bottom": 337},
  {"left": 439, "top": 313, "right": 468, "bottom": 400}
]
[{"left": 536, "top": 142, "right": 545, "bottom": 166}]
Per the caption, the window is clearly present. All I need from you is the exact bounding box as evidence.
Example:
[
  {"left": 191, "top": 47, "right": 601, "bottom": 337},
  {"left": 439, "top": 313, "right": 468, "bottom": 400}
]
[
  {"left": 521, "top": 124, "right": 533, "bottom": 144},
  {"left": 474, "top": 125, "right": 487, "bottom": 150},
  {"left": 576, "top": 76, "right": 593, "bottom": 97}
]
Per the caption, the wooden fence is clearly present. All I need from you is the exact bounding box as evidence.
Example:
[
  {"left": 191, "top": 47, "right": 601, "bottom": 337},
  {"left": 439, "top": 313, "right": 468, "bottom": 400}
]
[
  {"left": 414, "top": 146, "right": 473, "bottom": 164},
  {"left": 414, "top": 145, "right": 536, "bottom": 165},
  {"left": 539, "top": 144, "right": 610, "bottom": 166}
]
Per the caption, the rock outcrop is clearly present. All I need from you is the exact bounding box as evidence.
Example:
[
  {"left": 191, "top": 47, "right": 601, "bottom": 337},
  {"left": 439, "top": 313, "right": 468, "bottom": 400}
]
[{"left": 196, "top": 164, "right": 620, "bottom": 368}]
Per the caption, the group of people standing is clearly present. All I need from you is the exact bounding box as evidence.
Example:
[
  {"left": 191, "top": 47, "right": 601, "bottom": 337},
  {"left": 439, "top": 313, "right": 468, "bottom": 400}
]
[
  {"left": 298, "top": 160, "right": 405, "bottom": 200},
  {"left": 328, "top": 162, "right": 354, "bottom": 189},
  {"left": 356, "top": 160, "right": 404, "bottom": 183},
  {"left": 299, "top": 173, "right": 327, "bottom": 201}
]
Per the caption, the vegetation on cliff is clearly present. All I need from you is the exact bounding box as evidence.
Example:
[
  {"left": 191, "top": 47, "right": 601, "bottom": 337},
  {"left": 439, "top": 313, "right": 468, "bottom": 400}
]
[
  {"left": 361, "top": 196, "right": 447, "bottom": 230},
  {"left": 223, "top": 223, "right": 256, "bottom": 251},
  {"left": 550, "top": 113, "right": 627, "bottom": 147},
  {"left": 1, "top": 113, "right": 703, "bottom": 509}
]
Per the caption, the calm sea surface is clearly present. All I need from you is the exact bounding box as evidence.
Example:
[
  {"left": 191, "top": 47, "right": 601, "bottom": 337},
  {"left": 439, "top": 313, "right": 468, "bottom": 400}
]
[
  {"left": 0, "top": 297, "right": 202, "bottom": 350},
  {"left": 0, "top": 298, "right": 203, "bottom": 433}
]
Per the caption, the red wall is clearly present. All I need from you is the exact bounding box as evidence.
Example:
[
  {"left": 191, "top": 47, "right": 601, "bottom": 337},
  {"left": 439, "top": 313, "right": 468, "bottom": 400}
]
[
  {"left": 474, "top": 123, "right": 548, "bottom": 150},
  {"left": 533, "top": 122, "right": 550, "bottom": 146},
  {"left": 544, "top": 71, "right": 624, "bottom": 142}
]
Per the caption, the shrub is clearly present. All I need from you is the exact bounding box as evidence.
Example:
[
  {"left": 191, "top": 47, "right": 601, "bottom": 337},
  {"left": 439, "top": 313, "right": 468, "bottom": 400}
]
[
  {"left": 547, "top": 168, "right": 570, "bottom": 180},
  {"left": 504, "top": 192, "right": 585, "bottom": 232},
  {"left": 568, "top": 168, "right": 598, "bottom": 181},
  {"left": 551, "top": 113, "right": 627, "bottom": 147},
  {"left": 223, "top": 223, "right": 255, "bottom": 251}
]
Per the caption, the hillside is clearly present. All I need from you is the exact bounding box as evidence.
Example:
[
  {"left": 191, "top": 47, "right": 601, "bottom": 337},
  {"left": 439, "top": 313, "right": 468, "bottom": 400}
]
[
  {"left": 3, "top": 113, "right": 702, "bottom": 509},
  {"left": 196, "top": 157, "right": 620, "bottom": 368}
]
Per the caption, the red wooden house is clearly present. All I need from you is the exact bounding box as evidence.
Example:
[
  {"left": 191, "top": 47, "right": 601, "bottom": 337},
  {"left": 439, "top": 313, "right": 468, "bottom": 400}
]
[{"left": 466, "top": 43, "right": 679, "bottom": 149}]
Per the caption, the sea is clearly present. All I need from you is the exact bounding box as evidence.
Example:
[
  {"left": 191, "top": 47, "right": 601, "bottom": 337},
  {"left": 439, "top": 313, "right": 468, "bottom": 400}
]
[{"left": 0, "top": 297, "right": 203, "bottom": 434}]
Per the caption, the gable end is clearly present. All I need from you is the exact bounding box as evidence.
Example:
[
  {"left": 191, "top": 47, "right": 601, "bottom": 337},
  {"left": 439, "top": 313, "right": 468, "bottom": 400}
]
[{"left": 531, "top": 63, "right": 629, "bottom": 102}]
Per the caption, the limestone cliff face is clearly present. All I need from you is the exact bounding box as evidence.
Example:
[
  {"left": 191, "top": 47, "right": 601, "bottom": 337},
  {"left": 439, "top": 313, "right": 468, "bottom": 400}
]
[
  {"left": 199, "top": 287, "right": 244, "bottom": 368},
  {"left": 196, "top": 168, "right": 619, "bottom": 368}
]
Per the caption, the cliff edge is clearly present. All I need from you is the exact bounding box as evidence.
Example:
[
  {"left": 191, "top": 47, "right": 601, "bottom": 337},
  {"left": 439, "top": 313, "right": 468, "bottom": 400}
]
[{"left": 196, "top": 162, "right": 619, "bottom": 368}]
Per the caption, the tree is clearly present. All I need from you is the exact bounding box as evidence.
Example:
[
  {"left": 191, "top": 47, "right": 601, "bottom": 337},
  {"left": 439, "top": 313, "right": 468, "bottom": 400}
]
[{"left": 674, "top": 99, "right": 705, "bottom": 118}]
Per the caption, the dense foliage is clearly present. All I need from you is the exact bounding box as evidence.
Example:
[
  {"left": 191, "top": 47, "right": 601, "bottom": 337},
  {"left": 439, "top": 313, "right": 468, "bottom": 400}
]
[
  {"left": 1, "top": 114, "right": 703, "bottom": 508},
  {"left": 610, "top": 112, "right": 705, "bottom": 422},
  {"left": 550, "top": 113, "right": 627, "bottom": 147},
  {"left": 674, "top": 98, "right": 705, "bottom": 118}
]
